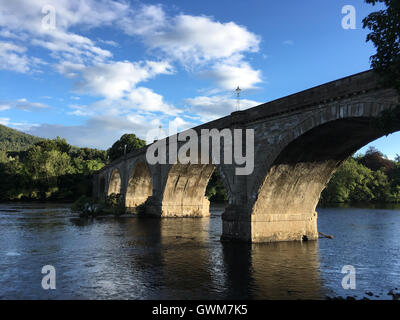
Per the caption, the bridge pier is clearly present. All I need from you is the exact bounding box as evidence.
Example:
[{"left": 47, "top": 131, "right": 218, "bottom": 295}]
[
  {"left": 142, "top": 195, "right": 211, "bottom": 217},
  {"left": 221, "top": 205, "right": 318, "bottom": 242}
]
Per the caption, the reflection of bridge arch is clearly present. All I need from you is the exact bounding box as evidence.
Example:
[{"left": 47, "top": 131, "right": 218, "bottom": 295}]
[
  {"left": 108, "top": 168, "right": 121, "bottom": 195},
  {"left": 125, "top": 162, "right": 153, "bottom": 208}
]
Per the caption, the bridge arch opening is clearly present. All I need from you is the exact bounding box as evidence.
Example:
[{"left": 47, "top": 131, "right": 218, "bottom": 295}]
[
  {"left": 250, "top": 117, "right": 390, "bottom": 241},
  {"left": 205, "top": 170, "right": 229, "bottom": 203},
  {"left": 125, "top": 162, "right": 153, "bottom": 208},
  {"left": 161, "top": 163, "right": 229, "bottom": 217},
  {"left": 108, "top": 168, "right": 121, "bottom": 196}
]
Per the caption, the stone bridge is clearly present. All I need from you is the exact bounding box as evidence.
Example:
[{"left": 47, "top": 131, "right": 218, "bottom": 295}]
[{"left": 93, "top": 70, "right": 399, "bottom": 242}]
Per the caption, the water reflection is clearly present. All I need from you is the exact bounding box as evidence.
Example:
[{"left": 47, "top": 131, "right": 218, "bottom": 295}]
[
  {"left": 68, "top": 213, "right": 324, "bottom": 299},
  {"left": 0, "top": 203, "right": 399, "bottom": 299},
  {"left": 251, "top": 242, "right": 323, "bottom": 299}
]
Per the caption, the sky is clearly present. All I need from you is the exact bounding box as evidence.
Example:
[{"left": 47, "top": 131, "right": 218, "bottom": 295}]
[{"left": 0, "top": 0, "right": 398, "bottom": 157}]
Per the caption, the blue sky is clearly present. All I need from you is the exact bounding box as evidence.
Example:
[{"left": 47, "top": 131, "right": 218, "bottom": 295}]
[{"left": 0, "top": 0, "right": 398, "bottom": 156}]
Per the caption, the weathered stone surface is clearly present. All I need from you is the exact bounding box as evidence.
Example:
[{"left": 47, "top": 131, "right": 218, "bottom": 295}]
[{"left": 93, "top": 70, "right": 399, "bottom": 243}]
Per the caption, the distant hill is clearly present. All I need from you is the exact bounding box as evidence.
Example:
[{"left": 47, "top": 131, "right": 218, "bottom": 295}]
[{"left": 0, "top": 124, "right": 43, "bottom": 152}]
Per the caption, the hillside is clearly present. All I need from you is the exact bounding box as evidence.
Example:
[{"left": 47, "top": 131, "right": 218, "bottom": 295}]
[{"left": 0, "top": 124, "right": 43, "bottom": 151}]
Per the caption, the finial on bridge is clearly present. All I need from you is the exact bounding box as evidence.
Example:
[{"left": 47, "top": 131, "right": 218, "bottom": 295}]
[{"left": 235, "top": 86, "right": 242, "bottom": 111}]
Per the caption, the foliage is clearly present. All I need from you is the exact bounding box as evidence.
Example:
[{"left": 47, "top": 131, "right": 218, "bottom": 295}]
[
  {"left": 320, "top": 150, "right": 400, "bottom": 204},
  {"left": 359, "top": 146, "right": 395, "bottom": 171},
  {"left": 373, "top": 104, "right": 400, "bottom": 135},
  {"left": 71, "top": 194, "right": 125, "bottom": 217},
  {"left": 107, "top": 134, "right": 146, "bottom": 162},
  {"left": 71, "top": 195, "right": 101, "bottom": 216},
  {"left": 105, "top": 193, "right": 126, "bottom": 216},
  {"left": 363, "top": 0, "right": 400, "bottom": 93},
  {"left": 206, "top": 170, "right": 228, "bottom": 202},
  {"left": 0, "top": 124, "right": 43, "bottom": 152},
  {"left": 0, "top": 132, "right": 106, "bottom": 202}
]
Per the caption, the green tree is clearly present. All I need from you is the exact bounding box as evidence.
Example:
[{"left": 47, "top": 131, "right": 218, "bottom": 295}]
[
  {"left": 206, "top": 170, "right": 228, "bottom": 202},
  {"left": 321, "top": 155, "right": 398, "bottom": 204},
  {"left": 363, "top": 0, "right": 400, "bottom": 92},
  {"left": 107, "top": 134, "right": 146, "bottom": 161},
  {"left": 0, "top": 149, "right": 8, "bottom": 163},
  {"left": 363, "top": 1, "right": 400, "bottom": 134},
  {"left": 359, "top": 146, "right": 395, "bottom": 172},
  {"left": 321, "top": 158, "right": 377, "bottom": 203},
  {"left": 0, "top": 129, "right": 109, "bottom": 201}
]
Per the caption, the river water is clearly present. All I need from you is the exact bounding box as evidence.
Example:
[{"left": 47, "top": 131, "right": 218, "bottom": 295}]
[{"left": 0, "top": 202, "right": 399, "bottom": 300}]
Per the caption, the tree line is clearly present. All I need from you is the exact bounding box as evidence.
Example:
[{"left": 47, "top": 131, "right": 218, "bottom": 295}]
[
  {"left": 320, "top": 147, "right": 400, "bottom": 204},
  {"left": 0, "top": 137, "right": 107, "bottom": 201},
  {"left": 0, "top": 132, "right": 148, "bottom": 201},
  {"left": 0, "top": 131, "right": 399, "bottom": 205}
]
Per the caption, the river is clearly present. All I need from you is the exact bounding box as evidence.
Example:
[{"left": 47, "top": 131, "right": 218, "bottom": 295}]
[{"left": 0, "top": 202, "right": 399, "bottom": 300}]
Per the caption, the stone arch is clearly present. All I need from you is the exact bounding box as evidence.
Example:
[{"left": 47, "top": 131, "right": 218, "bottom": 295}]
[
  {"left": 248, "top": 115, "right": 399, "bottom": 241},
  {"left": 161, "top": 163, "right": 230, "bottom": 217},
  {"left": 250, "top": 101, "right": 398, "bottom": 202},
  {"left": 239, "top": 100, "right": 399, "bottom": 242},
  {"left": 125, "top": 162, "right": 153, "bottom": 208},
  {"left": 108, "top": 168, "right": 121, "bottom": 195}
]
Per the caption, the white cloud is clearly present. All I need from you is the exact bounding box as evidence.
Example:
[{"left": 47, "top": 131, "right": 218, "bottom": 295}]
[
  {"left": 0, "top": 0, "right": 128, "bottom": 31},
  {"left": 118, "top": 4, "right": 166, "bottom": 37},
  {"left": 68, "top": 85, "right": 181, "bottom": 119},
  {"left": 0, "top": 117, "right": 10, "bottom": 125},
  {"left": 0, "top": 1, "right": 264, "bottom": 148},
  {"left": 145, "top": 15, "right": 260, "bottom": 65},
  {"left": 118, "top": 6, "right": 263, "bottom": 91},
  {"left": 0, "top": 1, "right": 263, "bottom": 88},
  {"left": 0, "top": 98, "right": 50, "bottom": 112},
  {"left": 97, "top": 39, "right": 119, "bottom": 47},
  {"left": 14, "top": 99, "right": 50, "bottom": 111},
  {"left": 54, "top": 61, "right": 85, "bottom": 77},
  {"left": 140, "top": 13, "right": 260, "bottom": 67},
  {"left": 73, "top": 60, "right": 173, "bottom": 99},
  {"left": 0, "top": 41, "right": 31, "bottom": 73},
  {"left": 184, "top": 95, "right": 260, "bottom": 122},
  {"left": 117, "top": 4, "right": 263, "bottom": 88},
  {"left": 200, "top": 58, "right": 262, "bottom": 90},
  {"left": 127, "top": 87, "right": 180, "bottom": 115},
  {"left": 0, "top": 0, "right": 121, "bottom": 71}
]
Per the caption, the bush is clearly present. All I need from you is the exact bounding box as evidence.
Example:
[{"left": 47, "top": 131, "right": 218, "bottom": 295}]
[
  {"left": 71, "top": 194, "right": 126, "bottom": 217},
  {"left": 71, "top": 195, "right": 102, "bottom": 217},
  {"left": 105, "top": 193, "right": 126, "bottom": 216}
]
